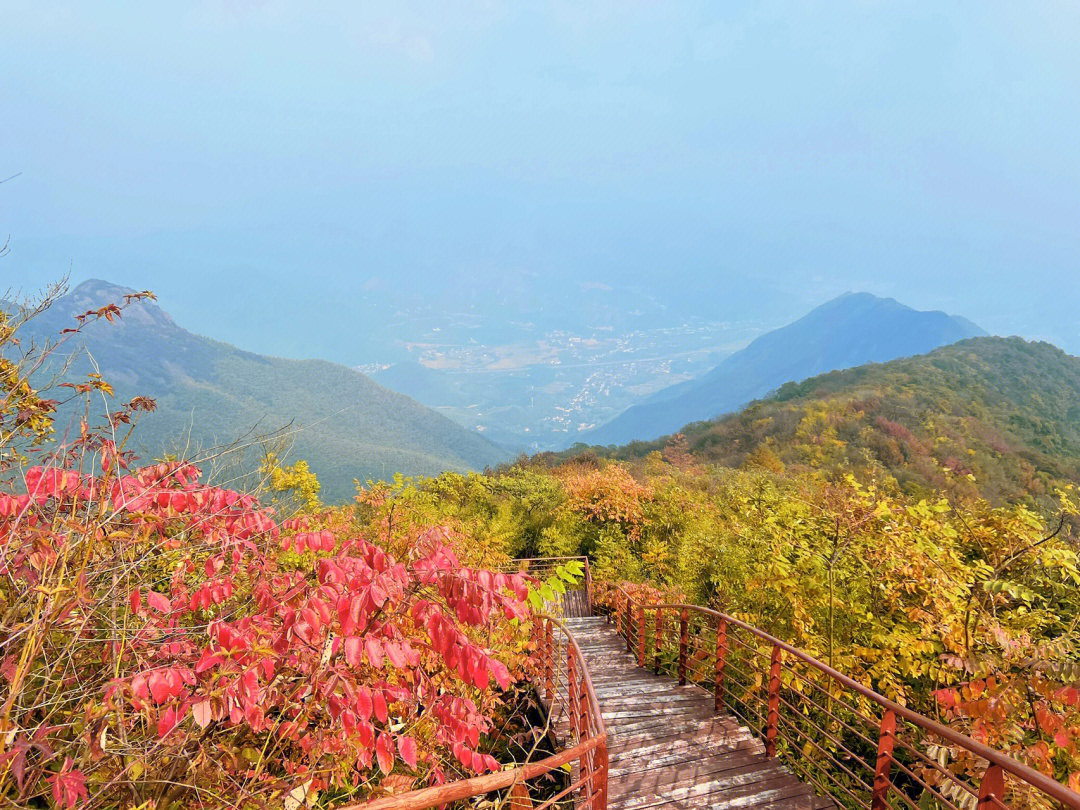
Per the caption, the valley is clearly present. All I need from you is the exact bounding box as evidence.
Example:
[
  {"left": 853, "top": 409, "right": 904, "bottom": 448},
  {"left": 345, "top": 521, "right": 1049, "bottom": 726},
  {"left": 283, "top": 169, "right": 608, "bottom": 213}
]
[{"left": 365, "top": 319, "right": 761, "bottom": 449}]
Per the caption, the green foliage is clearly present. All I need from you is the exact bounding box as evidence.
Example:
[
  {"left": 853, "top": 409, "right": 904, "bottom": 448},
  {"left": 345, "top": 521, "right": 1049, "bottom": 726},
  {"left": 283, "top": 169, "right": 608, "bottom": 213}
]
[
  {"left": 526, "top": 559, "right": 585, "bottom": 612},
  {"left": 592, "top": 337, "right": 1080, "bottom": 508},
  {"left": 359, "top": 440, "right": 1080, "bottom": 786}
]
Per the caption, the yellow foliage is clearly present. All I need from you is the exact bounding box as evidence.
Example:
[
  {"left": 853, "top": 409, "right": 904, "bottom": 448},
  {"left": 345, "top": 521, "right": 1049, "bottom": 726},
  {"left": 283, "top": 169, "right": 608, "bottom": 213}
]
[{"left": 260, "top": 452, "right": 322, "bottom": 513}]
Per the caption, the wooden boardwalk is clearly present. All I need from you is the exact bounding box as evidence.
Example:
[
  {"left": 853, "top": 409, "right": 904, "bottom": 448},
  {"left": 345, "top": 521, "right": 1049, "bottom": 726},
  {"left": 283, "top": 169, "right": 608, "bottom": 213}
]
[{"left": 564, "top": 616, "right": 833, "bottom": 810}]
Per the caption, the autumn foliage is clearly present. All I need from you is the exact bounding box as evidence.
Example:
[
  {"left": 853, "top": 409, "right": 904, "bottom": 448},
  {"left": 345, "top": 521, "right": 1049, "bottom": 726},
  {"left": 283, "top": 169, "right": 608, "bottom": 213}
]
[
  {"left": 0, "top": 288, "right": 539, "bottom": 809},
  {"left": 1, "top": 448, "right": 541, "bottom": 808}
]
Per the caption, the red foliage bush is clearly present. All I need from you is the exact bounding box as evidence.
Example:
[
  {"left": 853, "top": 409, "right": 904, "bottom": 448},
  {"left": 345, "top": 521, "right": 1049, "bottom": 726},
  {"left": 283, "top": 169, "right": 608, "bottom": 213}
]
[{"left": 0, "top": 450, "right": 535, "bottom": 808}]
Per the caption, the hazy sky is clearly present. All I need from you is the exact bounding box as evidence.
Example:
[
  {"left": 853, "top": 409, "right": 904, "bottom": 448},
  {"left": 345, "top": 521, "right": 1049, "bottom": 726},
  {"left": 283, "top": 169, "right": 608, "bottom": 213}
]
[{"left": 4, "top": 2, "right": 1080, "bottom": 360}]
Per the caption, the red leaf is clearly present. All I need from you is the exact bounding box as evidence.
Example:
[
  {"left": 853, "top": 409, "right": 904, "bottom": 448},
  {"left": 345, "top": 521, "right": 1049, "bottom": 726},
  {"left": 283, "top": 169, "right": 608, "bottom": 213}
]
[
  {"left": 147, "top": 672, "right": 171, "bottom": 703},
  {"left": 147, "top": 591, "right": 170, "bottom": 613},
  {"left": 130, "top": 588, "right": 141, "bottom": 614},
  {"left": 47, "top": 758, "right": 87, "bottom": 809},
  {"left": 355, "top": 687, "right": 373, "bottom": 721},
  {"left": 376, "top": 733, "right": 394, "bottom": 774},
  {"left": 131, "top": 673, "right": 149, "bottom": 701},
  {"left": 195, "top": 649, "right": 223, "bottom": 674},
  {"left": 344, "top": 636, "right": 362, "bottom": 667},
  {"left": 384, "top": 640, "right": 407, "bottom": 669},
  {"left": 357, "top": 721, "right": 374, "bottom": 749},
  {"left": 365, "top": 636, "right": 385, "bottom": 668},
  {"left": 157, "top": 705, "right": 179, "bottom": 738},
  {"left": 373, "top": 690, "right": 388, "bottom": 723},
  {"left": 398, "top": 735, "right": 418, "bottom": 769},
  {"left": 489, "top": 659, "right": 512, "bottom": 690},
  {"left": 192, "top": 700, "right": 212, "bottom": 729}
]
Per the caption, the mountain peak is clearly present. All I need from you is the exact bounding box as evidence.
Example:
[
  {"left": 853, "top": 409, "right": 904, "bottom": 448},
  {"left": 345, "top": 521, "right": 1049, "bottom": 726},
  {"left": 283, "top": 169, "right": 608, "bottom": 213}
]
[
  {"left": 71, "top": 278, "right": 137, "bottom": 298},
  {"left": 583, "top": 294, "right": 986, "bottom": 446},
  {"left": 65, "top": 278, "right": 175, "bottom": 329},
  {"left": 811, "top": 292, "right": 983, "bottom": 332}
]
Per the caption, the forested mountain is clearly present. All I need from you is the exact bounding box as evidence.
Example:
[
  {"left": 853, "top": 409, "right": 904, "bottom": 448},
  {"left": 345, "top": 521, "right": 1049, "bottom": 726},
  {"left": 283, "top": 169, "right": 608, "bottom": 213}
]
[
  {"left": 23, "top": 280, "right": 507, "bottom": 501},
  {"left": 332, "top": 335, "right": 1080, "bottom": 790},
  {"left": 584, "top": 293, "right": 985, "bottom": 447},
  {"left": 596, "top": 336, "right": 1080, "bottom": 505}
]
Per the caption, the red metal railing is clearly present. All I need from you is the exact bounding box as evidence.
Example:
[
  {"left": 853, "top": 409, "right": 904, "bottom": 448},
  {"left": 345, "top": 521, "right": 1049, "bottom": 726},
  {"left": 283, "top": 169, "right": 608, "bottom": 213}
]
[
  {"left": 602, "top": 583, "right": 1080, "bottom": 810},
  {"left": 348, "top": 613, "right": 607, "bottom": 810}
]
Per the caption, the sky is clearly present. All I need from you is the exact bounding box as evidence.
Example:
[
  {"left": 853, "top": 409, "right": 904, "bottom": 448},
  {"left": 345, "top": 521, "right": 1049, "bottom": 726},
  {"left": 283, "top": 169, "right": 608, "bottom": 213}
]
[{"left": 3, "top": 1, "right": 1080, "bottom": 360}]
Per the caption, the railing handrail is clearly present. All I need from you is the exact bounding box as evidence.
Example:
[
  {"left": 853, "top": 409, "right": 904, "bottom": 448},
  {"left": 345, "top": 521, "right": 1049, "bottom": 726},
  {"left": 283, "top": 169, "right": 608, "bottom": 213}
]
[
  {"left": 341, "top": 611, "right": 607, "bottom": 810},
  {"left": 354, "top": 735, "right": 607, "bottom": 810},
  {"left": 607, "top": 583, "right": 1080, "bottom": 809}
]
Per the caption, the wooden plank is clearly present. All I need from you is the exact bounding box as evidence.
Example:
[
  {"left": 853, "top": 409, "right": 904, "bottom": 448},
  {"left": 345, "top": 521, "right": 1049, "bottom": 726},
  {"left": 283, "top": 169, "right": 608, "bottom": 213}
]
[
  {"left": 611, "top": 736, "right": 760, "bottom": 775},
  {"left": 607, "top": 723, "right": 752, "bottom": 760},
  {"left": 611, "top": 757, "right": 788, "bottom": 802},
  {"left": 564, "top": 617, "right": 833, "bottom": 810}
]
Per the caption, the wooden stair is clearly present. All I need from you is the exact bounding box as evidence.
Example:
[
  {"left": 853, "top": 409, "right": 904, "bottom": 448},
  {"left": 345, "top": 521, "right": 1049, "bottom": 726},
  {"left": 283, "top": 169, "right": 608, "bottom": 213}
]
[{"left": 564, "top": 616, "right": 833, "bottom": 809}]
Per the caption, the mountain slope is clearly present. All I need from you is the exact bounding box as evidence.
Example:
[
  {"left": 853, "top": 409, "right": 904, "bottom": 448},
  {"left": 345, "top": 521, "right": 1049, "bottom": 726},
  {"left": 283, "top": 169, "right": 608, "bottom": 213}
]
[
  {"left": 584, "top": 293, "right": 985, "bottom": 446},
  {"left": 601, "top": 337, "right": 1080, "bottom": 504},
  {"left": 28, "top": 280, "right": 507, "bottom": 501}
]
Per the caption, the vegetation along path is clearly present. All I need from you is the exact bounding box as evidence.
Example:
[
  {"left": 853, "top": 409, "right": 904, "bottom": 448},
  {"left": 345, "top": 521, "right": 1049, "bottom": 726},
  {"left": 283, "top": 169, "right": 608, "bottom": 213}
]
[{"left": 563, "top": 616, "right": 832, "bottom": 809}]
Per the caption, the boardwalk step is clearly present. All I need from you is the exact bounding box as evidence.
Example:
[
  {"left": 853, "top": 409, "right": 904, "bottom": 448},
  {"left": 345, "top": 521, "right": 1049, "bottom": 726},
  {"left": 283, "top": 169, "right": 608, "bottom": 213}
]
[{"left": 564, "top": 619, "right": 833, "bottom": 810}]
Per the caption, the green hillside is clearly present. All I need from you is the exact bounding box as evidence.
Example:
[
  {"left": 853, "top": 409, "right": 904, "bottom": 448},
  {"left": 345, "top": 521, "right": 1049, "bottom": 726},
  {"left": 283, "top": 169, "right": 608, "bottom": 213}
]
[
  {"left": 583, "top": 336, "right": 1080, "bottom": 504},
  {"left": 27, "top": 280, "right": 508, "bottom": 501}
]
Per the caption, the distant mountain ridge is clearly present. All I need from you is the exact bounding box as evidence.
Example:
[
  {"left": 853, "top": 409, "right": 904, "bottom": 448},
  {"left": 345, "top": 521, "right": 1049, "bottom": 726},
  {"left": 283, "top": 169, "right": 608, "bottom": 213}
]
[
  {"left": 583, "top": 293, "right": 986, "bottom": 446},
  {"left": 25, "top": 280, "right": 508, "bottom": 502},
  {"left": 595, "top": 336, "right": 1080, "bottom": 505}
]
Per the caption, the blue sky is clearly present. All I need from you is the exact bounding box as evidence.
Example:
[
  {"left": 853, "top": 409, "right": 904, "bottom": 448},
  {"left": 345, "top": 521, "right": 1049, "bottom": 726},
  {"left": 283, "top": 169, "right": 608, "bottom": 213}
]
[{"left": 3, "top": 1, "right": 1079, "bottom": 360}]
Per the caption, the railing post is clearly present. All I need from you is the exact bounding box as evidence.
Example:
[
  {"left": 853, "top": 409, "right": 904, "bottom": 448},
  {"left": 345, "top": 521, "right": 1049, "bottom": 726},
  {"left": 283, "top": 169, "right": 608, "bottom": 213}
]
[
  {"left": 654, "top": 608, "right": 663, "bottom": 673},
  {"left": 977, "top": 764, "right": 1005, "bottom": 809},
  {"left": 584, "top": 558, "right": 593, "bottom": 616},
  {"left": 714, "top": 617, "right": 728, "bottom": 713},
  {"left": 530, "top": 618, "right": 541, "bottom": 680},
  {"left": 568, "top": 646, "right": 580, "bottom": 739},
  {"left": 765, "top": 643, "right": 782, "bottom": 757},
  {"left": 871, "top": 709, "right": 896, "bottom": 809},
  {"left": 577, "top": 671, "right": 588, "bottom": 736},
  {"left": 624, "top": 595, "right": 632, "bottom": 653},
  {"left": 544, "top": 618, "right": 554, "bottom": 703},
  {"left": 508, "top": 782, "right": 533, "bottom": 810},
  {"left": 596, "top": 740, "right": 609, "bottom": 810},
  {"left": 637, "top": 605, "right": 646, "bottom": 667},
  {"left": 678, "top": 608, "right": 689, "bottom": 685}
]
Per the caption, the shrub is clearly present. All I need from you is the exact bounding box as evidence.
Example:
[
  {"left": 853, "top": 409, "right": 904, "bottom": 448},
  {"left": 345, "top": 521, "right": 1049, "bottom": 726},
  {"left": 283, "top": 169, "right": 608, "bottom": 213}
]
[{"left": 0, "top": 286, "right": 537, "bottom": 808}]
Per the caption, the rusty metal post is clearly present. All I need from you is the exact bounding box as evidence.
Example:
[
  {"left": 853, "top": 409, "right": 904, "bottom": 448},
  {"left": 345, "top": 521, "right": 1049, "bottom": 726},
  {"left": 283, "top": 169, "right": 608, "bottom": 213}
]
[
  {"left": 765, "top": 643, "right": 783, "bottom": 756},
  {"left": 654, "top": 607, "right": 663, "bottom": 673},
  {"left": 578, "top": 670, "right": 589, "bottom": 736},
  {"left": 584, "top": 558, "right": 593, "bottom": 616},
  {"left": 543, "top": 618, "right": 554, "bottom": 703},
  {"left": 624, "top": 594, "right": 632, "bottom": 653},
  {"left": 595, "top": 738, "right": 609, "bottom": 810},
  {"left": 678, "top": 608, "right": 689, "bottom": 685},
  {"left": 977, "top": 764, "right": 1005, "bottom": 809},
  {"left": 577, "top": 673, "right": 598, "bottom": 809},
  {"left": 530, "top": 618, "right": 541, "bottom": 680},
  {"left": 714, "top": 617, "right": 728, "bottom": 712},
  {"left": 507, "top": 783, "right": 533, "bottom": 810},
  {"left": 567, "top": 646, "right": 580, "bottom": 740},
  {"left": 871, "top": 709, "right": 897, "bottom": 809},
  {"left": 637, "top": 605, "right": 646, "bottom": 667},
  {"left": 618, "top": 592, "right": 623, "bottom": 644}
]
